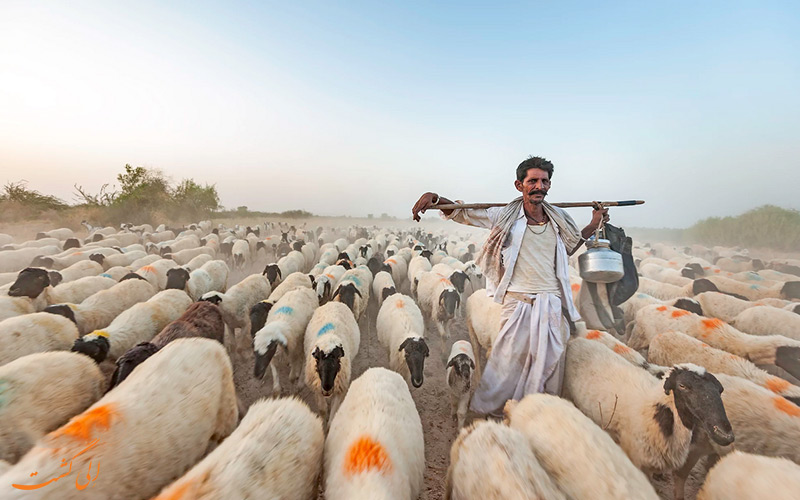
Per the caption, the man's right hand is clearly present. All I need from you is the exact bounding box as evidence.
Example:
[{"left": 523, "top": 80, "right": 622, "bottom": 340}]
[{"left": 412, "top": 192, "right": 440, "bottom": 222}]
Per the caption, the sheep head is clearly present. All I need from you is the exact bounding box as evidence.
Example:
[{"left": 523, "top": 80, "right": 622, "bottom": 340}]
[
  {"left": 663, "top": 364, "right": 734, "bottom": 447},
  {"left": 775, "top": 346, "right": 800, "bottom": 381},
  {"left": 400, "top": 336, "right": 429, "bottom": 388},
  {"left": 108, "top": 342, "right": 160, "bottom": 391},
  {"left": 8, "top": 267, "right": 50, "bottom": 298},
  {"left": 313, "top": 343, "right": 345, "bottom": 396},
  {"left": 332, "top": 283, "right": 361, "bottom": 313},
  {"left": 71, "top": 332, "right": 111, "bottom": 364},
  {"left": 165, "top": 267, "right": 191, "bottom": 290},
  {"left": 262, "top": 264, "right": 282, "bottom": 287},
  {"left": 248, "top": 301, "right": 273, "bottom": 338},
  {"left": 253, "top": 328, "right": 287, "bottom": 380}
]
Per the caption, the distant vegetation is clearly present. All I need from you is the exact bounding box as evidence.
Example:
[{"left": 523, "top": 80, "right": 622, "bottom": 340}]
[
  {"left": 0, "top": 165, "right": 317, "bottom": 226},
  {"left": 685, "top": 205, "right": 800, "bottom": 251},
  {"left": 626, "top": 205, "right": 800, "bottom": 251}
]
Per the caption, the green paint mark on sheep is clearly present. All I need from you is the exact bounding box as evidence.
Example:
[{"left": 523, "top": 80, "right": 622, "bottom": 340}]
[{"left": 317, "top": 323, "right": 335, "bottom": 336}]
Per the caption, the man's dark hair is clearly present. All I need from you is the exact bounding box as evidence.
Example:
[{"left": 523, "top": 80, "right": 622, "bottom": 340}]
[{"left": 516, "top": 156, "right": 554, "bottom": 182}]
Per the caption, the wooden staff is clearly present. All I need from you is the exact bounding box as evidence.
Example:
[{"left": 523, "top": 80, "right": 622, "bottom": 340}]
[{"left": 432, "top": 200, "right": 645, "bottom": 210}]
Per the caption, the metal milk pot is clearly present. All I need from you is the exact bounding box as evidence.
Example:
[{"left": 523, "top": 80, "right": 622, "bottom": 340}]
[{"left": 578, "top": 232, "right": 624, "bottom": 283}]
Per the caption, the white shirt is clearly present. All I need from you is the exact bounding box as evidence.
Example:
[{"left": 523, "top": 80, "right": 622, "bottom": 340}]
[{"left": 508, "top": 222, "right": 560, "bottom": 294}]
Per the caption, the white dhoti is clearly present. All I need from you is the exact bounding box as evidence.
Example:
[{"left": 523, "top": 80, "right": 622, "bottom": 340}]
[{"left": 470, "top": 292, "right": 569, "bottom": 416}]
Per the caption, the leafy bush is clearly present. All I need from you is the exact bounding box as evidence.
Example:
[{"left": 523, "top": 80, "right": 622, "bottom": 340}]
[{"left": 0, "top": 181, "right": 69, "bottom": 221}]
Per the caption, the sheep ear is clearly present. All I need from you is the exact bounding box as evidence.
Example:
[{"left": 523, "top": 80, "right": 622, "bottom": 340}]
[
  {"left": 468, "top": 358, "right": 475, "bottom": 369},
  {"left": 663, "top": 370, "right": 676, "bottom": 395},
  {"left": 399, "top": 338, "right": 410, "bottom": 351},
  {"left": 332, "top": 287, "right": 341, "bottom": 299},
  {"left": 704, "top": 372, "right": 724, "bottom": 394},
  {"left": 354, "top": 287, "right": 362, "bottom": 297},
  {"left": 446, "top": 357, "right": 458, "bottom": 368}
]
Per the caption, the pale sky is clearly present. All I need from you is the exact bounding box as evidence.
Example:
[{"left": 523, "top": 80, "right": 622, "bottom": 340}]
[{"left": 1, "top": 1, "right": 798, "bottom": 228}]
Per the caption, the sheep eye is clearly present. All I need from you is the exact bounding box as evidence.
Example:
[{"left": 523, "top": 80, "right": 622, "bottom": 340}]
[{"left": 678, "top": 384, "right": 687, "bottom": 390}]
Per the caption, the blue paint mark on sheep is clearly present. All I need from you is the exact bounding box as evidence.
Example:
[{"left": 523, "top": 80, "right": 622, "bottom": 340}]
[
  {"left": 317, "top": 322, "right": 335, "bottom": 336},
  {"left": 274, "top": 306, "right": 294, "bottom": 316},
  {"left": 636, "top": 293, "right": 650, "bottom": 299},
  {"left": 750, "top": 284, "right": 761, "bottom": 290},
  {"left": 746, "top": 273, "right": 763, "bottom": 281},
  {"left": 346, "top": 276, "right": 362, "bottom": 287},
  {"left": 100, "top": 273, "right": 112, "bottom": 279}
]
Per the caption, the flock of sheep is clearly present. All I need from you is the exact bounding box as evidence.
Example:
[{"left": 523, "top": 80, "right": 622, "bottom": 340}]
[{"left": 0, "top": 220, "right": 799, "bottom": 499}]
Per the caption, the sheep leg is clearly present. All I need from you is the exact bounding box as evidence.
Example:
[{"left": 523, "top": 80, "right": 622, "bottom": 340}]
[
  {"left": 467, "top": 321, "right": 483, "bottom": 381},
  {"left": 437, "top": 321, "right": 449, "bottom": 365},
  {"left": 672, "top": 440, "right": 711, "bottom": 500},
  {"left": 456, "top": 393, "right": 470, "bottom": 429},
  {"left": 269, "top": 363, "right": 282, "bottom": 394}
]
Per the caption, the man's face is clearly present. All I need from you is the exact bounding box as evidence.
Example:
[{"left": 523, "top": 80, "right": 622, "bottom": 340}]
[{"left": 514, "top": 168, "right": 551, "bottom": 205}]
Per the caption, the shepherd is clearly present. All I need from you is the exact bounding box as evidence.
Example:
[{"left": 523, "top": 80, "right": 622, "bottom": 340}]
[{"left": 411, "top": 156, "right": 609, "bottom": 417}]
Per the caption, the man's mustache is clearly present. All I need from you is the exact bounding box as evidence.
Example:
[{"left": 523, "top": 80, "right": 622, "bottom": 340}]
[{"left": 529, "top": 190, "right": 548, "bottom": 196}]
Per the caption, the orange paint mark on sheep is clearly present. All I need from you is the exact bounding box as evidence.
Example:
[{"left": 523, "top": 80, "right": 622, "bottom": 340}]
[
  {"left": 703, "top": 266, "right": 710, "bottom": 270},
  {"left": 613, "top": 344, "right": 631, "bottom": 354},
  {"left": 51, "top": 404, "right": 117, "bottom": 443},
  {"left": 344, "top": 436, "right": 392, "bottom": 476},
  {"left": 668, "top": 261, "right": 677, "bottom": 266},
  {"left": 774, "top": 396, "right": 800, "bottom": 417},
  {"left": 727, "top": 272, "right": 733, "bottom": 276},
  {"left": 766, "top": 377, "right": 791, "bottom": 394},
  {"left": 141, "top": 265, "right": 156, "bottom": 274},
  {"left": 155, "top": 481, "right": 193, "bottom": 500},
  {"left": 671, "top": 310, "right": 690, "bottom": 318},
  {"left": 701, "top": 343, "right": 710, "bottom": 348},
  {"left": 571, "top": 283, "right": 581, "bottom": 291},
  {"left": 656, "top": 306, "right": 668, "bottom": 312},
  {"left": 586, "top": 330, "right": 602, "bottom": 340},
  {"left": 702, "top": 318, "right": 724, "bottom": 330},
  {"left": 714, "top": 269, "right": 721, "bottom": 274},
  {"left": 396, "top": 300, "right": 404, "bottom": 308}
]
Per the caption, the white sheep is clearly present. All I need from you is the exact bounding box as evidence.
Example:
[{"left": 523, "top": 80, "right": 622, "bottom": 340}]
[
  {"left": 72, "top": 289, "right": 193, "bottom": 363},
  {"left": 708, "top": 374, "right": 800, "bottom": 466},
  {"left": 698, "top": 451, "right": 800, "bottom": 500},
  {"left": 314, "top": 265, "right": 347, "bottom": 304},
  {"left": 0, "top": 246, "right": 61, "bottom": 274},
  {"left": 703, "top": 274, "right": 800, "bottom": 301},
  {"left": 201, "top": 273, "right": 272, "bottom": 349},
  {"left": 325, "top": 368, "right": 424, "bottom": 500},
  {"left": 35, "top": 228, "right": 75, "bottom": 241},
  {"left": 303, "top": 301, "right": 360, "bottom": 424},
  {"left": 577, "top": 324, "right": 667, "bottom": 377},
  {"left": 505, "top": 393, "right": 658, "bottom": 500},
  {"left": 6, "top": 268, "right": 116, "bottom": 307},
  {"left": 128, "top": 253, "right": 160, "bottom": 269},
  {"left": 372, "top": 270, "right": 397, "bottom": 307},
  {"left": 183, "top": 252, "right": 213, "bottom": 271},
  {"left": 416, "top": 271, "right": 461, "bottom": 362},
  {"left": 263, "top": 251, "right": 306, "bottom": 288},
  {"left": 0, "top": 352, "right": 104, "bottom": 463},
  {"left": 649, "top": 330, "right": 800, "bottom": 404},
  {"left": 628, "top": 303, "right": 800, "bottom": 380},
  {"left": 231, "top": 239, "right": 250, "bottom": 270},
  {"left": 135, "top": 258, "right": 179, "bottom": 290},
  {"left": 90, "top": 250, "right": 147, "bottom": 270},
  {"left": 563, "top": 338, "right": 734, "bottom": 499},
  {"left": 166, "top": 246, "right": 214, "bottom": 267},
  {"left": 620, "top": 292, "right": 704, "bottom": 328},
  {"left": 0, "top": 313, "right": 80, "bottom": 367},
  {"left": 158, "top": 234, "right": 201, "bottom": 255},
  {"left": 253, "top": 287, "right": 319, "bottom": 394},
  {"left": 0, "top": 338, "right": 238, "bottom": 500},
  {"left": 445, "top": 420, "right": 564, "bottom": 500},
  {"left": 382, "top": 255, "right": 408, "bottom": 290},
  {"left": 51, "top": 260, "right": 104, "bottom": 284},
  {"left": 267, "top": 271, "right": 315, "bottom": 304},
  {"left": 445, "top": 340, "right": 475, "bottom": 429},
  {"left": 732, "top": 305, "right": 800, "bottom": 341},
  {"left": 43, "top": 277, "right": 157, "bottom": 336},
  {"left": 407, "top": 255, "right": 432, "bottom": 297},
  {"left": 376, "top": 294, "right": 429, "bottom": 389},
  {"left": 332, "top": 267, "right": 372, "bottom": 321},
  {"left": 465, "top": 289, "right": 502, "bottom": 378},
  {"left": 165, "top": 259, "right": 229, "bottom": 301},
  {"left": 153, "top": 396, "right": 323, "bottom": 500}
]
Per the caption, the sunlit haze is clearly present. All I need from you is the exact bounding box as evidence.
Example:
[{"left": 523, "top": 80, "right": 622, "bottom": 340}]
[{"left": 1, "top": 1, "right": 798, "bottom": 228}]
